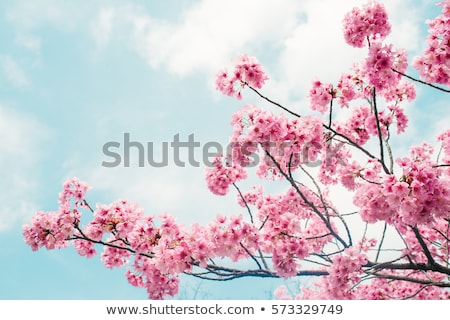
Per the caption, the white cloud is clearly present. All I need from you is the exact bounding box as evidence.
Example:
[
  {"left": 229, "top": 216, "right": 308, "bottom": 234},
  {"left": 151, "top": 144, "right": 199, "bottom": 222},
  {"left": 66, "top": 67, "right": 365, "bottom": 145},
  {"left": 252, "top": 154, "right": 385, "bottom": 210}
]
[
  {"left": 274, "top": 0, "right": 422, "bottom": 95},
  {"left": 85, "top": 0, "right": 424, "bottom": 114},
  {"left": 99, "top": 0, "right": 303, "bottom": 76},
  {"left": 0, "top": 106, "right": 49, "bottom": 231},
  {"left": 9, "top": 0, "right": 422, "bottom": 90}
]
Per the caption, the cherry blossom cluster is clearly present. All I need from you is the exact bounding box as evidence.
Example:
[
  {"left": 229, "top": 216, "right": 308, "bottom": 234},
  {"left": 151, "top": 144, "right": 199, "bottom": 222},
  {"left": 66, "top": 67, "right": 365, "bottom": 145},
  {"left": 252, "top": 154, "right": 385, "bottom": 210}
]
[
  {"left": 23, "top": 178, "right": 91, "bottom": 251},
  {"left": 227, "top": 105, "right": 325, "bottom": 179},
  {"left": 22, "top": 204, "right": 78, "bottom": 251},
  {"left": 364, "top": 41, "right": 408, "bottom": 91},
  {"left": 205, "top": 155, "right": 247, "bottom": 195},
  {"left": 319, "top": 60, "right": 414, "bottom": 114},
  {"left": 308, "top": 49, "right": 412, "bottom": 137},
  {"left": 277, "top": 270, "right": 450, "bottom": 300},
  {"left": 342, "top": 1, "right": 391, "bottom": 48},
  {"left": 413, "top": 0, "right": 450, "bottom": 86},
  {"left": 297, "top": 245, "right": 369, "bottom": 299},
  {"left": 353, "top": 143, "right": 450, "bottom": 226},
  {"left": 353, "top": 273, "right": 450, "bottom": 299},
  {"left": 216, "top": 55, "right": 269, "bottom": 99},
  {"left": 308, "top": 81, "right": 334, "bottom": 114},
  {"left": 237, "top": 185, "right": 335, "bottom": 277}
]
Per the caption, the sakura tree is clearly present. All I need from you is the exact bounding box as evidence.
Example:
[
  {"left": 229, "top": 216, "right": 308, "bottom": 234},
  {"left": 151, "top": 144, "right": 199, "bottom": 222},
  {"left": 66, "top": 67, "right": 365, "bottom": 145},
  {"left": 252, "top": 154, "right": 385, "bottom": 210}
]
[{"left": 23, "top": 0, "right": 450, "bottom": 299}]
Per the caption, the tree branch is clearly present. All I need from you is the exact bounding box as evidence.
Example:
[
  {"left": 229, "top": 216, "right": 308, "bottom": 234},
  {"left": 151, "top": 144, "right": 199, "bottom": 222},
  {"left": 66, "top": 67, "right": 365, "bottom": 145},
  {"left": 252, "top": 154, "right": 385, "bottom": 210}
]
[
  {"left": 245, "top": 83, "right": 301, "bottom": 117},
  {"left": 371, "top": 87, "right": 390, "bottom": 174},
  {"left": 392, "top": 69, "right": 450, "bottom": 93}
]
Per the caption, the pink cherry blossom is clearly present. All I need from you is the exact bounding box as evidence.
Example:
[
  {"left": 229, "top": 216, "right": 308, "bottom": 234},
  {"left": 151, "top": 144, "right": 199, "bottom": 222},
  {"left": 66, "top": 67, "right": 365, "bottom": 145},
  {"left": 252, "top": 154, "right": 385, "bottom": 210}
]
[
  {"left": 205, "top": 155, "right": 247, "bottom": 195},
  {"left": 216, "top": 55, "right": 268, "bottom": 99},
  {"left": 342, "top": 1, "right": 391, "bottom": 48},
  {"left": 413, "top": 0, "right": 450, "bottom": 86},
  {"left": 364, "top": 41, "right": 408, "bottom": 91},
  {"left": 308, "top": 80, "right": 334, "bottom": 113}
]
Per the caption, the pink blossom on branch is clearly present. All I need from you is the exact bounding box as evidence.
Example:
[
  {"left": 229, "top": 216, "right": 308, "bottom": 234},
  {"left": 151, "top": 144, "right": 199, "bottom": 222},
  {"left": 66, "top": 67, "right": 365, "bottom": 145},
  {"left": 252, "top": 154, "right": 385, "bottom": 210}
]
[
  {"left": 308, "top": 80, "right": 334, "bottom": 113},
  {"left": 353, "top": 142, "right": 450, "bottom": 226},
  {"left": 364, "top": 41, "right": 408, "bottom": 92},
  {"left": 205, "top": 155, "right": 247, "bottom": 195},
  {"left": 216, "top": 55, "right": 269, "bottom": 100},
  {"left": 342, "top": 1, "right": 391, "bottom": 48},
  {"left": 413, "top": 0, "right": 450, "bottom": 86}
]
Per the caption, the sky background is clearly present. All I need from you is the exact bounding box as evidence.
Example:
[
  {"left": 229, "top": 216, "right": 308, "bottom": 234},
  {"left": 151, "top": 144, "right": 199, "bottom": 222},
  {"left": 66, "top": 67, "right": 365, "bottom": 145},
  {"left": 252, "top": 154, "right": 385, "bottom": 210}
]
[{"left": 0, "top": 0, "right": 448, "bottom": 299}]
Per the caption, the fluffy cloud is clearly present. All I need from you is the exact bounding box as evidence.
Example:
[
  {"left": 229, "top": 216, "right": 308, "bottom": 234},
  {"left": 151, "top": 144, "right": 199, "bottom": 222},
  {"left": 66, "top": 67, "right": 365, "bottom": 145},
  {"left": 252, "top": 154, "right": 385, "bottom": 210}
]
[
  {"left": 86, "top": 0, "right": 425, "bottom": 106},
  {"left": 6, "top": 0, "right": 425, "bottom": 90}
]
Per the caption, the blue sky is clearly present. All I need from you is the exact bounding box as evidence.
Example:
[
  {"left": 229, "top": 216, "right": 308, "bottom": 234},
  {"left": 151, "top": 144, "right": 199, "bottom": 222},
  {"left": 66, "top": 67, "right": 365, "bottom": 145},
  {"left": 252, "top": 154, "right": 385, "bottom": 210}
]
[{"left": 0, "top": 0, "right": 448, "bottom": 299}]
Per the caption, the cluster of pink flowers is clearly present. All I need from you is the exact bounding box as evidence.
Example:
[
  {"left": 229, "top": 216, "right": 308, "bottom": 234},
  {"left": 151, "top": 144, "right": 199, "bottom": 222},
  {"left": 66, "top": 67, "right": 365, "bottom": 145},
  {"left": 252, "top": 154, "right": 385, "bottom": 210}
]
[
  {"left": 298, "top": 246, "right": 369, "bottom": 299},
  {"left": 126, "top": 255, "right": 180, "bottom": 300},
  {"left": 58, "top": 177, "right": 91, "bottom": 207},
  {"left": 413, "top": 0, "right": 450, "bottom": 86},
  {"left": 226, "top": 106, "right": 325, "bottom": 179},
  {"left": 336, "top": 103, "right": 408, "bottom": 145},
  {"left": 281, "top": 269, "right": 450, "bottom": 300},
  {"left": 335, "top": 73, "right": 367, "bottom": 107},
  {"left": 238, "top": 185, "right": 334, "bottom": 277},
  {"left": 23, "top": 178, "right": 91, "bottom": 251},
  {"left": 353, "top": 143, "right": 450, "bottom": 226},
  {"left": 353, "top": 273, "right": 450, "bottom": 299},
  {"left": 22, "top": 204, "right": 77, "bottom": 251},
  {"left": 342, "top": 2, "right": 391, "bottom": 48},
  {"left": 364, "top": 41, "right": 408, "bottom": 91},
  {"left": 204, "top": 155, "right": 247, "bottom": 195},
  {"left": 330, "top": 60, "right": 415, "bottom": 109},
  {"left": 216, "top": 55, "right": 268, "bottom": 99},
  {"left": 308, "top": 80, "right": 334, "bottom": 113}
]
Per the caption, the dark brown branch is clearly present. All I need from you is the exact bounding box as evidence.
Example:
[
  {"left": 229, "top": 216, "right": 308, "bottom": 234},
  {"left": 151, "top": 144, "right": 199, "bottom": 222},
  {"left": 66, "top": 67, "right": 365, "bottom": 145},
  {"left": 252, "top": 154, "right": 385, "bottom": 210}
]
[
  {"left": 411, "top": 225, "right": 436, "bottom": 266},
  {"left": 246, "top": 83, "right": 392, "bottom": 174},
  {"left": 232, "top": 182, "right": 253, "bottom": 224},
  {"left": 364, "top": 271, "right": 450, "bottom": 288},
  {"left": 392, "top": 68, "right": 450, "bottom": 93},
  {"left": 69, "top": 234, "right": 153, "bottom": 259},
  {"left": 264, "top": 149, "right": 348, "bottom": 248},
  {"left": 375, "top": 222, "right": 388, "bottom": 262},
  {"left": 245, "top": 83, "right": 301, "bottom": 118},
  {"left": 83, "top": 199, "right": 94, "bottom": 213},
  {"left": 371, "top": 87, "right": 390, "bottom": 174},
  {"left": 188, "top": 262, "right": 328, "bottom": 281},
  {"left": 433, "top": 164, "right": 450, "bottom": 168}
]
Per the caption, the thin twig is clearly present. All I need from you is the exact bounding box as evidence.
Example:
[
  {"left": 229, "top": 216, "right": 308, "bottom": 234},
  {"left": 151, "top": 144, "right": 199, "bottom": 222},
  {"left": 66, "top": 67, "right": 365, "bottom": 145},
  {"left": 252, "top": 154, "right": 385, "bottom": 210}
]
[
  {"left": 375, "top": 222, "right": 388, "bottom": 262},
  {"left": 392, "top": 69, "right": 450, "bottom": 93},
  {"left": 232, "top": 182, "right": 253, "bottom": 224},
  {"left": 240, "top": 242, "right": 262, "bottom": 269},
  {"left": 245, "top": 83, "right": 301, "bottom": 117},
  {"left": 371, "top": 88, "right": 389, "bottom": 174}
]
